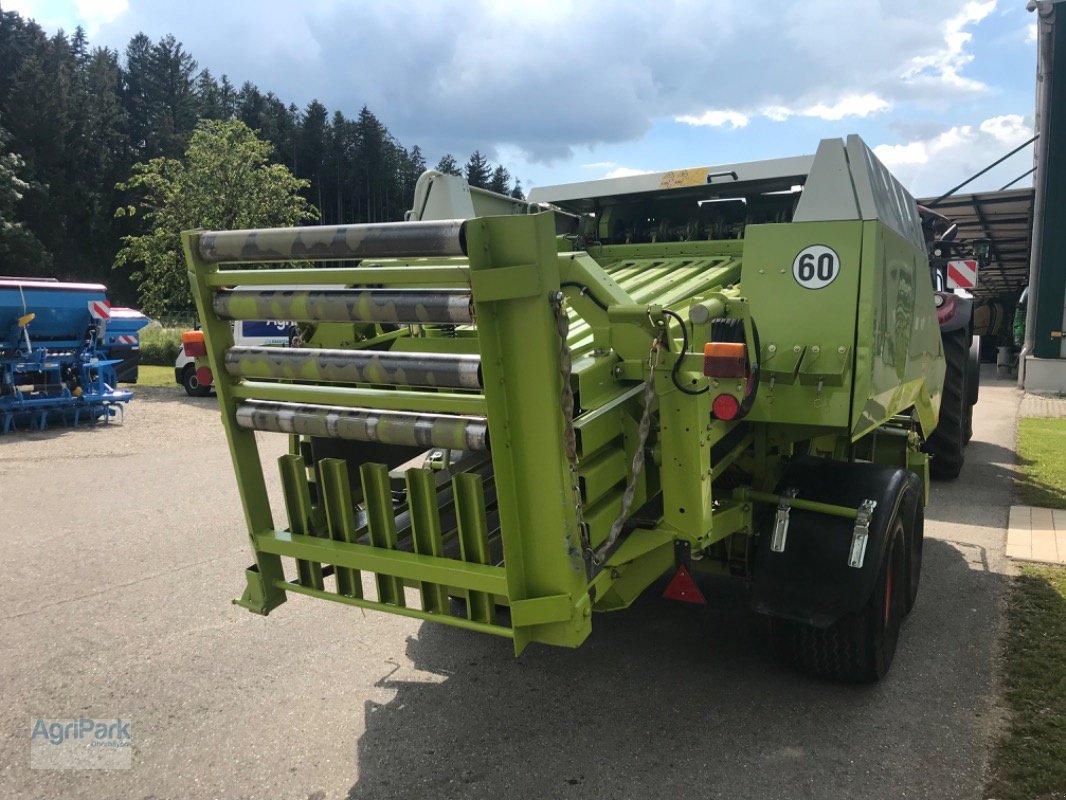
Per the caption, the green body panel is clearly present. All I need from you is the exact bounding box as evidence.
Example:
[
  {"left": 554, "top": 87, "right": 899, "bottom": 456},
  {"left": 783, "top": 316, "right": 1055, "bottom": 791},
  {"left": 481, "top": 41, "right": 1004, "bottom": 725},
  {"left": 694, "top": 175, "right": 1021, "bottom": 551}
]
[
  {"left": 183, "top": 137, "right": 944, "bottom": 653},
  {"left": 852, "top": 222, "right": 944, "bottom": 440}
]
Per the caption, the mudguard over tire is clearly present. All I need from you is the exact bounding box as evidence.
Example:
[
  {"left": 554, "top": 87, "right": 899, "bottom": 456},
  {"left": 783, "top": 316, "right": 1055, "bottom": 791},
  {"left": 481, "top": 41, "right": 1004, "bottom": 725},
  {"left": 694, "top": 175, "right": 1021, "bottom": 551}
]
[
  {"left": 753, "top": 457, "right": 922, "bottom": 682},
  {"left": 927, "top": 328, "right": 969, "bottom": 479}
]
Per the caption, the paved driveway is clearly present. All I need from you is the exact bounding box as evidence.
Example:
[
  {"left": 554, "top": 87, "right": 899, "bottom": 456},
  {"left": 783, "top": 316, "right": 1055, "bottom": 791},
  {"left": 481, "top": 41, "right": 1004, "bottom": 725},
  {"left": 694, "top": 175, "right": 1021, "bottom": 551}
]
[{"left": 2, "top": 368, "right": 1018, "bottom": 800}]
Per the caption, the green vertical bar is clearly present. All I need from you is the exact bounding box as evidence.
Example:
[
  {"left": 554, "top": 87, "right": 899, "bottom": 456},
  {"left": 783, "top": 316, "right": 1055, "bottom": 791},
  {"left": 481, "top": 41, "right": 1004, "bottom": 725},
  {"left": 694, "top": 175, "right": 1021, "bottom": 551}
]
[
  {"left": 318, "top": 458, "right": 363, "bottom": 598},
  {"left": 405, "top": 468, "right": 449, "bottom": 614},
  {"left": 453, "top": 472, "right": 495, "bottom": 625},
  {"left": 360, "top": 462, "right": 405, "bottom": 607},
  {"left": 182, "top": 231, "right": 286, "bottom": 615},
  {"left": 279, "top": 454, "right": 324, "bottom": 590},
  {"left": 466, "top": 213, "right": 590, "bottom": 652}
]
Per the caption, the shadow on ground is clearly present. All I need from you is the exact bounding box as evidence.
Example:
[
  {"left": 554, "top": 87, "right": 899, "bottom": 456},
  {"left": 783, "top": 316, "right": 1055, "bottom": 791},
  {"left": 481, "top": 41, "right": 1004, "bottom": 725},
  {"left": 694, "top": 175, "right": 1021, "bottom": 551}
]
[{"left": 343, "top": 538, "right": 1004, "bottom": 800}]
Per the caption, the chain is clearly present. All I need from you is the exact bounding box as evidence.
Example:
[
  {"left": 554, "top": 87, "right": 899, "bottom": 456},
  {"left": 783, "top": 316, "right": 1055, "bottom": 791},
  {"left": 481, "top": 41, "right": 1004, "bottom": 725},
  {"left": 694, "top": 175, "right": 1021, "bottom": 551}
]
[
  {"left": 553, "top": 292, "right": 663, "bottom": 568},
  {"left": 591, "top": 335, "right": 661, "bottom": 565},
  {"left": 552, "top": 292, "right": 591, "bottom": 557}
]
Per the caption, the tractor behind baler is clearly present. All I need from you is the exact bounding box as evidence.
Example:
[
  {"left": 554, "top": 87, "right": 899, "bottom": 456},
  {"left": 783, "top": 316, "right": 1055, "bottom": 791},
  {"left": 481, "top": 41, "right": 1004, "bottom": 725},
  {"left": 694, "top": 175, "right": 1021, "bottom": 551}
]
[{"left": 183, "top": 135, "right": 944, "bottom": 682}]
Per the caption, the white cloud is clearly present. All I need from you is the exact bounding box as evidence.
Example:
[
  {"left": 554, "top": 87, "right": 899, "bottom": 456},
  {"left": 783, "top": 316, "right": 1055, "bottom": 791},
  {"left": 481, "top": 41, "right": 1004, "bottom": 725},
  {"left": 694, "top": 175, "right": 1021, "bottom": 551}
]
[
  {"left": 979, "top": 114, "right": 1033, "bottom": 144},
  {"left": 799, "top": 93, "right": 891, "bottom": 121},
  {"left": 873, "top": 114, "right": 1035, "bottom": 196},
  {"left": 680, "top": 93, "right": 889, "bottom": 128},
  {"left": 763, "top": 93, "right": 891, "bottom": 122},
  {"left": 4, "top": 0, "right": 1019, "bottom": 164},
  {"left": 1027, "top": 23, "right": 1038, "bottom": 43},
  {"left": 8, "top": 0, "right": 129, "bottom": 35},
  {"left": 604, "top": 166, "right": 653, "bottom": 179},
  {"left": 75, "top": 0, "right": 129, "bottom": 29},
  {"left": 580, "top": 161, "right": 616, "bottom": 170},
  {"left": 675, "top": 109, "right": 750, "bottom": 129},
  {"left": 902, "top": 1, "right": 997, "bottom": 92}
]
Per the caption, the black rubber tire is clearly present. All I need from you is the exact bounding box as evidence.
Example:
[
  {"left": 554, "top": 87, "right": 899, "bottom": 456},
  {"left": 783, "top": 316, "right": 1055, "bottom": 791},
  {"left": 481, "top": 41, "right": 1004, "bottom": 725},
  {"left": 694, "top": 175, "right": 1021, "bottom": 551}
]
[
  {"left": 964, "top": 335, "right": 980, "bottom": 444},
  {"left": 927, "top": 328, "right": 968, "bottom": 479},
  {"left": 771, "top": 515, "right": 906, "bottom": 683},
  {"left": 902, "top": 486, "right": 924, "bottom": 616},
  {"left": 181, "top": 364, "right": 211, "bottom": 397}
]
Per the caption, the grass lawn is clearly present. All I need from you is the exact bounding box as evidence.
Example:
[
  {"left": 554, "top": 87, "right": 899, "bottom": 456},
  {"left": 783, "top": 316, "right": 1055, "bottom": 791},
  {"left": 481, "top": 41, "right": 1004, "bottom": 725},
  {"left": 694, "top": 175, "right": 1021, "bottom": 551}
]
[
  {"left": 986, "top": 415, "right": 1066, "bottom": 800},
  {"left": 125, "top": 364, "right": 179, "bottom": 389},
  {"left": 1014, "top": 418, "right": 1066, "bottom": 510},
  {"left": 986, "top": 564, "right": 1066, "bottom": 800}
]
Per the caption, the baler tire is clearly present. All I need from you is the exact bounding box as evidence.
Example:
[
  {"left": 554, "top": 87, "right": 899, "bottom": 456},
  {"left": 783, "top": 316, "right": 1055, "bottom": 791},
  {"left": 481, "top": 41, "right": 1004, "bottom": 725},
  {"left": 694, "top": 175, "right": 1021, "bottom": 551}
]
[
  {"left": 771, "top": 516, "right": 906, "bottom": 683},
  {"left": 927, "top": 329, "right": 968, "bottom": 479},
  {"left": 181, "top": 365, "right": 211, "bottom": 398},
  {"left": 902, "top": 483, "right": 924, "bottom": 616}
]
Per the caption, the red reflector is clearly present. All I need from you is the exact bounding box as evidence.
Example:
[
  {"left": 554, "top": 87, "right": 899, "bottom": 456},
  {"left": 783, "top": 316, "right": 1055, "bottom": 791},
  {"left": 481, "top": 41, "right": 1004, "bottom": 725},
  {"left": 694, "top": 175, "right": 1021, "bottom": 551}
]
[
  {"left": 195, "top": 366, "right": 213, "bottom": 387},
  {"left": 663, "top": 564, "right": 706, "bottom": 604},
  {"left": 712, "top": 393, "right": 740, "bottom": 420},
  {"left": 181, "top": 330, "right": 207, "bottom": 358},
  {"left": 703, "top": 342, "right": 747, "bottom": 378}
]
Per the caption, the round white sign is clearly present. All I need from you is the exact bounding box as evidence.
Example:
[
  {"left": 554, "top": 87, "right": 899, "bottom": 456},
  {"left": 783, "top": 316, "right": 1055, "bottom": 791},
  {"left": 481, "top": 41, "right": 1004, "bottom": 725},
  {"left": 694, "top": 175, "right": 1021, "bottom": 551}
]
[{"left": 792, "top": 245, "right": 840, "bottom": 290}]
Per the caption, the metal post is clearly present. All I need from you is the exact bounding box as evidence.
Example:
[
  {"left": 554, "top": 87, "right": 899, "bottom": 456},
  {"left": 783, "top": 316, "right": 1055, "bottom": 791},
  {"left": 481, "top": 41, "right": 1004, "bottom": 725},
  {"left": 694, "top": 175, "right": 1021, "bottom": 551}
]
[{"left": 465, "top": 213, "right": 593, "bottom": 653}]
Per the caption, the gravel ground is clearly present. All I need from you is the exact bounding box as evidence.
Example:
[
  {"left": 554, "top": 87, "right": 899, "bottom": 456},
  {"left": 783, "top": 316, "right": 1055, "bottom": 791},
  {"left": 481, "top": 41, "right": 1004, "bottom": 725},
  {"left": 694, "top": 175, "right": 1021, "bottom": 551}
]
[{"left": 2, "top": 369, "right": 1018, "bottom": 800}]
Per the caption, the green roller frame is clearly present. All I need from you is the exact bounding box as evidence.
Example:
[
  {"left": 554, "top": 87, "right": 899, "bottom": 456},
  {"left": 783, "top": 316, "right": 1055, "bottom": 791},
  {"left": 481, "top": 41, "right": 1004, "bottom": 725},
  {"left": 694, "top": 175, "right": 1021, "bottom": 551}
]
[{"left": 183, "top": 134, "right": 943, "bottom": 660}]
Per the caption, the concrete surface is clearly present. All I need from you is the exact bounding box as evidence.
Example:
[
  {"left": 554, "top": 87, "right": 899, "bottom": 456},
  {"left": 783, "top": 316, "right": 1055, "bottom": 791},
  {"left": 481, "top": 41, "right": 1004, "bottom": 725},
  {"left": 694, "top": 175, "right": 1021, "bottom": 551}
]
[
  {"left": 1006, "top": 506, "right": 1066, "bottom": 564},
  {"left": 2, "top": 367, "right": 1019, "bottom": 800},
  {"left": 1018, "top": 391, "right": 1066, "bottom": 418}
]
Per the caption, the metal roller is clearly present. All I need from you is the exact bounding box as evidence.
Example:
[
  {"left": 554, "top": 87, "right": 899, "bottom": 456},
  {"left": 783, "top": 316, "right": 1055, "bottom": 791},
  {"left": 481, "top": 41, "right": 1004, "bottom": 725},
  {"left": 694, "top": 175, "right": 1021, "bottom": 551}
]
[
  {"left": 224, "top": 347, "right": 482, "bottom": 389},
  {"left": 197, "top": 219, "right": 467, "bottom": 263},
  {"left": 234, "top": 400, "right": 488, "bottom": 451},
  {"left": 212, "top": 288, "right": 473, "bottom": 325}
]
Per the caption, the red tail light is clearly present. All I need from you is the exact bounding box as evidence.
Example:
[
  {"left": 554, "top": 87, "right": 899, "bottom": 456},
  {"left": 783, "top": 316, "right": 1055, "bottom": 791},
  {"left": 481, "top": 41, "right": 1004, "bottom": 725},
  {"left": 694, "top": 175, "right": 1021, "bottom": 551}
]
[
  {"left": 195, "top": 366, "right": 213, "bottom": 387},
  {"left": 712, "top": 393, "right": 741, "bottom": 420}
]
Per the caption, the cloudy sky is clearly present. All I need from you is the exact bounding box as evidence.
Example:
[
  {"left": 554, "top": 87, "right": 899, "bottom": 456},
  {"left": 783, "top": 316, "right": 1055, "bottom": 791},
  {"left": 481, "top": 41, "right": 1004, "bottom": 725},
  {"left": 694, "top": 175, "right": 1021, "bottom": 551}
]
[{"left": 5, "top": 0, "right": 1041, "bottom": 198}]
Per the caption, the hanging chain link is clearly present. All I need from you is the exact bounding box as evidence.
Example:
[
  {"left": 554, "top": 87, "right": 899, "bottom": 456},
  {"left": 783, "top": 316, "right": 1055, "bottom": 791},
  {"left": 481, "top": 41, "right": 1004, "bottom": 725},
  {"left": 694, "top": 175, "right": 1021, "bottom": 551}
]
[
  {"left": 552, "top": 292, "right": 663, "bottom": 568},
  {"left": 592, "top": 336, "right": 660, "bottom": 565},
  {"left": 552, "top": 292, "right": 591, "bottom": 557}
]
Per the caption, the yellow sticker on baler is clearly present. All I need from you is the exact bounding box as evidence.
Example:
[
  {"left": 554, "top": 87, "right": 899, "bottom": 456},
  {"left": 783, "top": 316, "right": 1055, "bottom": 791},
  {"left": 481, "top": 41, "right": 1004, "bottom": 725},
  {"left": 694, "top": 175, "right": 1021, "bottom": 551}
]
[{"left": 658, "top": 167, "right": 708, "bottom": 189}]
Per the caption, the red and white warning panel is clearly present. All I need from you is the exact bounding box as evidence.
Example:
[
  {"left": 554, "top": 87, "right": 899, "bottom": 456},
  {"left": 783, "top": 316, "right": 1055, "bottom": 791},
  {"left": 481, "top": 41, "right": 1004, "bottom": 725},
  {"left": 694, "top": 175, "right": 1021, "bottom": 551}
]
[
  {"left": 88, "top": 299, "right": 112, "bottom": 320},
  {"left": 946, "top": 259, "right": 978, "bottom": 290}
]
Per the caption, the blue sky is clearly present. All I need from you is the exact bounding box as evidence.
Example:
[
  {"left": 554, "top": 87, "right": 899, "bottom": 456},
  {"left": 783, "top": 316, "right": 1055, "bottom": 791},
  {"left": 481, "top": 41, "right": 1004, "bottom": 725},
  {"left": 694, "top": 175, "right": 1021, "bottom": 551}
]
[{"left": 4, "top": 0, "right": 1041, "bottom": 198}]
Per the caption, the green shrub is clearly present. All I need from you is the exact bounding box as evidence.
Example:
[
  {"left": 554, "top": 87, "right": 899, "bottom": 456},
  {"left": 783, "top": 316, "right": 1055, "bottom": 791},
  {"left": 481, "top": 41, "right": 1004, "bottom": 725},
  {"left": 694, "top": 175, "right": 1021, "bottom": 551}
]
[{"left": 138, "top": 324, "right": 187, "bottom": 366}]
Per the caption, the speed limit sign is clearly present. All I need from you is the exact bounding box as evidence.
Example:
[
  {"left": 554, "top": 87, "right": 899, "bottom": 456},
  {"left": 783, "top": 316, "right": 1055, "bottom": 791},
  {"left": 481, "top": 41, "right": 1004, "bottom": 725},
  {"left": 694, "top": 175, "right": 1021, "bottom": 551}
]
[{"left": 792, "top": 245, "right": 840, "bottom": 290}]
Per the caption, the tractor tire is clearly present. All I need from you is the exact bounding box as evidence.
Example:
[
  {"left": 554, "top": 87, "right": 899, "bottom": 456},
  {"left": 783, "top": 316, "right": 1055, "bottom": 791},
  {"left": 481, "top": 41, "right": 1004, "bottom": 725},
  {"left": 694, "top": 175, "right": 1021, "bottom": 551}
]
[
  {"left": 927, "top": 328, "right": 968, "bottom": 479},
  {"left": 964, "top": 335, "right": 981, "bottom": 445},
  {"left": 181, "top": 364, "right": 212, "bottom": 397},
  {"left": 771, "top": 504, "right": 908, "bottom": 683}
]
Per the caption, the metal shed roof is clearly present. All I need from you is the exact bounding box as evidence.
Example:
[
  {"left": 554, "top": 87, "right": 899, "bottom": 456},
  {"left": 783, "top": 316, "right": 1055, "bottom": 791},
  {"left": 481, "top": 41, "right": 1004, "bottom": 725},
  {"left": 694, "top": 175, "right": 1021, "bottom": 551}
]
[{"left": 917, "top": 188, "right": 1035, "bottom": 299}]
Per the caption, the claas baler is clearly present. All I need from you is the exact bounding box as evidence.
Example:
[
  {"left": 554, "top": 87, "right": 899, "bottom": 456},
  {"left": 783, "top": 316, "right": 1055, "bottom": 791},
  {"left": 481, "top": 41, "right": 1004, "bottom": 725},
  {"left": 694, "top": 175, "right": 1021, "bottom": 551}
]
[{"left": 183, "top": 135, "right": 944, "bottom": 682}]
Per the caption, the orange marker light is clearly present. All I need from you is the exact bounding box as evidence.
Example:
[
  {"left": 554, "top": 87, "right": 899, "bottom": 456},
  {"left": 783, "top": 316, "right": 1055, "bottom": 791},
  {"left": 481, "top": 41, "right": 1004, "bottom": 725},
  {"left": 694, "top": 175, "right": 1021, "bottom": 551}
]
[
  {"left": 181, "top": 330, "right": 207, "bottom": 358},
  {"left": 703, "top": 341, "right": 747, "bottom": 378}
]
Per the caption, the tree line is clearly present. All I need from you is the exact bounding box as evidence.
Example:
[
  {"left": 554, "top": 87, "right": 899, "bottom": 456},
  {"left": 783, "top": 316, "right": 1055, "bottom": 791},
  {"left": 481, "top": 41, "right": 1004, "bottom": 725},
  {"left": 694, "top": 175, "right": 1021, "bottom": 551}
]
[{"left": 0, "top": 8, "right": 523, "bottom": 306}]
